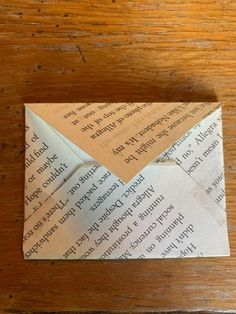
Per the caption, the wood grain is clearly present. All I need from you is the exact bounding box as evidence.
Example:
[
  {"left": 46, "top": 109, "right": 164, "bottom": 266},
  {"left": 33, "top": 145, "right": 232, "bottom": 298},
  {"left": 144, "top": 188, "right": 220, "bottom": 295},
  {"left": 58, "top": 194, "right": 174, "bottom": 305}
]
[{"left": 0, "top": 0, "right": 236, "bottom": 312}]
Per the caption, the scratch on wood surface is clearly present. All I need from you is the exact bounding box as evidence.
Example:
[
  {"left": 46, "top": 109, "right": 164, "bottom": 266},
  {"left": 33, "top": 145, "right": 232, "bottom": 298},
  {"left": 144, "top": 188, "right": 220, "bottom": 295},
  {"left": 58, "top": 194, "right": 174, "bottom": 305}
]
[
  {"left": 1, "top": 174, "right": 6, "bottom": 182},
  {"left": 68, "top": 33, "right": 87, "bottom": 63},
  {"left": 188, "top": 40, "right": 213, "bottom": 48},
  {"left": 12, "top": 44, "right": 82, "bottom": 52},
  {"left": 14, "top": 149, "right": 24, "bottom": 160}
]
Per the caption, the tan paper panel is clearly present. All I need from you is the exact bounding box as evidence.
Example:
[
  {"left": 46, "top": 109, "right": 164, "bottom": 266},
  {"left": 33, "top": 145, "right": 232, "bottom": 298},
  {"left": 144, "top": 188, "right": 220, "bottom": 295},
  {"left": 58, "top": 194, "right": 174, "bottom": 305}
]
[{"left": 25, "top": 102, "right": 221, "bottom": 182}]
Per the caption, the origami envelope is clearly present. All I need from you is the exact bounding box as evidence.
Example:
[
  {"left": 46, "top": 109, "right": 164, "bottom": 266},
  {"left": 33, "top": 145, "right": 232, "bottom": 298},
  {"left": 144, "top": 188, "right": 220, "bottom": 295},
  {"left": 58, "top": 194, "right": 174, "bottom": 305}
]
[{"left": 23, "top": 103, "right": 230, "bottom": 259}]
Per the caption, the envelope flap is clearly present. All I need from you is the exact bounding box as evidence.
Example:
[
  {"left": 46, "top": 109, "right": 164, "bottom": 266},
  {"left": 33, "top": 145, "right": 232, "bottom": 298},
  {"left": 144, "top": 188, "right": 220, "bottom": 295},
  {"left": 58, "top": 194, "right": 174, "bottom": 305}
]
[
  {"left": 24, "top": 109, "right": 84, "bottom": 219},
  {"left": 25, "top": 102, "right": 221, "bottom": 182}
]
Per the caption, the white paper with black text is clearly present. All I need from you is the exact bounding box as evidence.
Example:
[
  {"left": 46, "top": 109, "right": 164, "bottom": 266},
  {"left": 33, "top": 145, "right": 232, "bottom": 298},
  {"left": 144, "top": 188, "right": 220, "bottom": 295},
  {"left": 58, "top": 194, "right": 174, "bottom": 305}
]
[{"left": 23, "top": 104, "right": 230, "bottom": 259}]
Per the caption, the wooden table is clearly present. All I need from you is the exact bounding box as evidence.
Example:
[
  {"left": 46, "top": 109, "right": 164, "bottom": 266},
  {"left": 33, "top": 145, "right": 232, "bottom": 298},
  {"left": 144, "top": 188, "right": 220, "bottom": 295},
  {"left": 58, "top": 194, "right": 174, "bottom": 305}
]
[{"left": 1, "top": 1, "right": 236, "bottom": 313}]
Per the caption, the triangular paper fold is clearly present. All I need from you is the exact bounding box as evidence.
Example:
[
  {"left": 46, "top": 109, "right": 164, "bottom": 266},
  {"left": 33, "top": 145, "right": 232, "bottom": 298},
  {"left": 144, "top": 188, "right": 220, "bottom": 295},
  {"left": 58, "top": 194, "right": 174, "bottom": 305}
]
[
  {"left": 24, "top": 109, "right": 83, "bottom": 219},
  {"left": 25, "top": 103, "right": 221, "bottom": 182}
]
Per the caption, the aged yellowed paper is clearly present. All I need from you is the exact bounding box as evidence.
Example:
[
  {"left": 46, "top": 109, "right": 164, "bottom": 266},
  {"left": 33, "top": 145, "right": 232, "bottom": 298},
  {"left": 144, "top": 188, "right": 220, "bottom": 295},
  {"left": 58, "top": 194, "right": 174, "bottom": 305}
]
[{"left": 26, "top": 103, "right": 221, "bottom": 182}]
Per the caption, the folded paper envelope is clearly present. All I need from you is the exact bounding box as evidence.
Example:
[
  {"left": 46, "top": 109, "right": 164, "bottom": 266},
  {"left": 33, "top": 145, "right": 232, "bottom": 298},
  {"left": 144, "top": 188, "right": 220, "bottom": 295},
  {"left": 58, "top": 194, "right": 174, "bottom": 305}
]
[{"left": 23, "top": 103, "right": 230, "bottom": 259}]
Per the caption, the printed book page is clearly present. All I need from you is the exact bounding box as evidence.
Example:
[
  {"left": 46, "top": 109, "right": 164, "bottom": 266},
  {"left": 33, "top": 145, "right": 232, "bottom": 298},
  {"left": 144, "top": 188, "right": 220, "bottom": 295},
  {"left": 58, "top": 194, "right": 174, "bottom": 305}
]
[
  {"left": 23, "top": 103, "right": 229, "bottom": 259},
  {"left": 23, "top": 163, "right": 229, "bottom": 259},
  {"left": 158, "top": 108, "right": 226, "bottom": 210},
  {"left": 25, "top": 109, "right": 83, "bottom": 220},
  {"left": 26, "top": 103, "right": 221, "bottom": 182}
]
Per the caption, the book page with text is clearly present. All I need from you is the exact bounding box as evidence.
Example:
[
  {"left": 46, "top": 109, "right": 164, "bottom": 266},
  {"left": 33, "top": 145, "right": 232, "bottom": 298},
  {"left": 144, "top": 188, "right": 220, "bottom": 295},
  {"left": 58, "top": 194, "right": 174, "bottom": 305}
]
[
  {"left": 23, "top": 163, "right": 229, "bottom": 259},
  {"left": 26, "top": 103, "right": 221, "bottom": 182},
  {"left": 25, "top": 109, "right": 83, "bottom": 220}
]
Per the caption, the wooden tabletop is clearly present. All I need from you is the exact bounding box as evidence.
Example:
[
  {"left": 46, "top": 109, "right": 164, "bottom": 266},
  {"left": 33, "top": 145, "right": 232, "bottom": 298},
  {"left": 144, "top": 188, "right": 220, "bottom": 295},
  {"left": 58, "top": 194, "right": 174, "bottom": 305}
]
[{"left": 1, "top": 1, "right": 236, "bottom": 313}]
